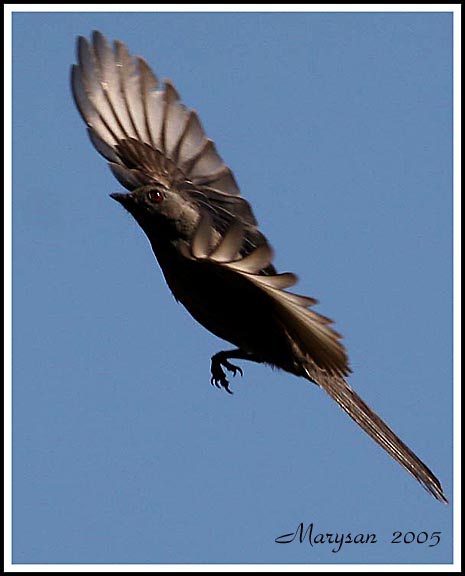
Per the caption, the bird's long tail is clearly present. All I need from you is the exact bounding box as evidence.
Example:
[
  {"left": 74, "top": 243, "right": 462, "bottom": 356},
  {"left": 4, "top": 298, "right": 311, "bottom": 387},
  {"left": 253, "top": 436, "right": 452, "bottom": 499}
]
[{"left": 305, "top": 367, "right": 448, "bottom": 503}]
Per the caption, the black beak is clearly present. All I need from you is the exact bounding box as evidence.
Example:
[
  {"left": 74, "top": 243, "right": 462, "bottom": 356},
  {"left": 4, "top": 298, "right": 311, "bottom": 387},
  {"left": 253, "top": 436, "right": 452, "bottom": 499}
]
[
  {"left": 110, "top": 192, "right": 129, "bottom": 204},
  {"left": 110, "top": 192, "right": 135, "bottom": 211}
]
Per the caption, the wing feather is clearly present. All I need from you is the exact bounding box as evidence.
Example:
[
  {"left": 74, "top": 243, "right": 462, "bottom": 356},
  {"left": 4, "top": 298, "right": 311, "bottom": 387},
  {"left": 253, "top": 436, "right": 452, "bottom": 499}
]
[
  {"left": 115, "top": 41, "right": 149, "bottom": 144},
  {"left": 210, "top": 220, "right": 244, "bottom": 262},
  {"left": 191, "top": 212, "right": 213, "bottom": 259},
  {"left": 71, "top": 64, "right": 118, "bottom": 146},
  {"left": 92, "top": 32, "right": 135, "bottom": 141}
]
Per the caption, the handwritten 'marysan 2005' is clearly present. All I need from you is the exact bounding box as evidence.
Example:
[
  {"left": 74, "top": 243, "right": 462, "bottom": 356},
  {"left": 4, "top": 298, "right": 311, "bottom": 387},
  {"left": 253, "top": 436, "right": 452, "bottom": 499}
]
[{"left": 275, "top": 522, "right": 377, "bottom": 553}]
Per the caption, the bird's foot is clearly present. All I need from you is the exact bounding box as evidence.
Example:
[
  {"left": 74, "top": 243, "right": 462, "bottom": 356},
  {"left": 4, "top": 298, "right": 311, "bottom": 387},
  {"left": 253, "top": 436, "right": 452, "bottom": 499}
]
[{"left": 210, "top": 352, "right": 243, "bottom": 394}]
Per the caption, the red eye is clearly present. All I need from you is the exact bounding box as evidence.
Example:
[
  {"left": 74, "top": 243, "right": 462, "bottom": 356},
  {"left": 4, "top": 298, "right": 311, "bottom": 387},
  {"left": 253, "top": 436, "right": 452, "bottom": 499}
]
[{"left": 148, "top": 189, "right": 164, "bottom": 203}]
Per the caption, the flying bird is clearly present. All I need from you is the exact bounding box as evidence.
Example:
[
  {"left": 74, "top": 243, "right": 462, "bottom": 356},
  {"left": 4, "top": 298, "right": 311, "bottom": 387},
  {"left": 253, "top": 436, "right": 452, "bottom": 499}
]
[{"left": 71, "top": 31, "right": 447, "bottom": 503}]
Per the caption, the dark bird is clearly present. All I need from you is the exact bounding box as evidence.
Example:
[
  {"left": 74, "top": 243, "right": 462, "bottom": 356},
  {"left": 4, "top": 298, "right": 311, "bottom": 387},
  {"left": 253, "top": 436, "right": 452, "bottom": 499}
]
[{"left": 71, "top": 31, "right": 447, "bottom": 503}]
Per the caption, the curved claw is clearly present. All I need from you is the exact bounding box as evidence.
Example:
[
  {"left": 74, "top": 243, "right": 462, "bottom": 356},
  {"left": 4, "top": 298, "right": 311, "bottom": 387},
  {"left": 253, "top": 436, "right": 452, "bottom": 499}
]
[
  {"left": 210, "top": 351, "right": 246, "bottom": 394},
  {"left": 232, "top": 366, "right": 243, "bottom": 378},
  {"left": 223, "top": 361, "right": 243, "bottom": 378},
  {"left": 210, "top": 375, "right": 233, "bottom": 394}
]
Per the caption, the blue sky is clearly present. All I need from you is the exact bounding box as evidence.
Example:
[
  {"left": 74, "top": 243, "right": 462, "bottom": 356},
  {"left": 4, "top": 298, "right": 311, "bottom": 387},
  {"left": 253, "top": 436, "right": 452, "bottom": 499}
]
[{"left": 11, "top": 10, "right": 454, "bottom": 566}]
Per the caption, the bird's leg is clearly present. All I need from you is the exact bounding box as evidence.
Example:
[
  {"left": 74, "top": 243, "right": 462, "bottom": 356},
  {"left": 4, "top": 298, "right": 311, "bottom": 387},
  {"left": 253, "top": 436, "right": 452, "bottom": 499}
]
[{"left": 210, "top": 349, "right": 261, "bottom": 394}]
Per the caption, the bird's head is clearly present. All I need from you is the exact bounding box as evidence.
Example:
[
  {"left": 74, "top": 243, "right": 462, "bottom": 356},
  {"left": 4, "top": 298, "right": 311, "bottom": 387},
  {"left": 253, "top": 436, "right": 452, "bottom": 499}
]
[{"left": 110, "top": 184, "right": 200, "bottom": 242}]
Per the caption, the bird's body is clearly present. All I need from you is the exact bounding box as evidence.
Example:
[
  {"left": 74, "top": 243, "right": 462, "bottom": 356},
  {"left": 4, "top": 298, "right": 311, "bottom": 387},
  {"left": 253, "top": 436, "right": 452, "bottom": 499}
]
[
  {"left": 71, "top": 31, "right": 447, "bottom": 503},
  {"left": 143, "top": 212, "right": 301, "bottom": 376}
]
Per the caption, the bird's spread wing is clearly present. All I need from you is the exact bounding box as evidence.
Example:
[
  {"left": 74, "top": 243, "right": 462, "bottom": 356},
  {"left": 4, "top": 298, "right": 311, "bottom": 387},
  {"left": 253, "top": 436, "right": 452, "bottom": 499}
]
[
  {"left": 181, "top": 214, "right": 447, "bottom": 503},
  {"left": 180, "top": 212, "right": 351, "bottom": 378},
  {"left": 71, "top": 31, "right": 255, "bottom": 224}
]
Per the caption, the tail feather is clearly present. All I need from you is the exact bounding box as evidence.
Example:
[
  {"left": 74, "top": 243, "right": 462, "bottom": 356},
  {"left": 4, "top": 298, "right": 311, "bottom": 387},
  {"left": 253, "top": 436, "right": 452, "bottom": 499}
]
[{"left": 306, "top": 367, "right": 448, "bottom": 503}]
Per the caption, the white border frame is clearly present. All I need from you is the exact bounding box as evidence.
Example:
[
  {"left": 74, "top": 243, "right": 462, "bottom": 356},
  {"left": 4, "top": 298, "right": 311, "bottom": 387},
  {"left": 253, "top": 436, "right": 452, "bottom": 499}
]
[{"left": 4, "top": 4, "right": 461, "bottom": 572}]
